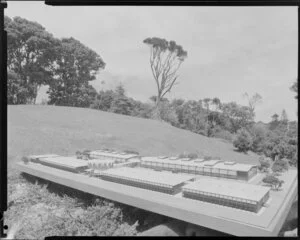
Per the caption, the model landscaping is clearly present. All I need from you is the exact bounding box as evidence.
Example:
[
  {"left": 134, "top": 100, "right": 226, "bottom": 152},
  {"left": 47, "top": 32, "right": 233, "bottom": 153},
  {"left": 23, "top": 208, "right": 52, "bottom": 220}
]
[{"left": 17, "top": 149, "right": 298, "bottom": 236}]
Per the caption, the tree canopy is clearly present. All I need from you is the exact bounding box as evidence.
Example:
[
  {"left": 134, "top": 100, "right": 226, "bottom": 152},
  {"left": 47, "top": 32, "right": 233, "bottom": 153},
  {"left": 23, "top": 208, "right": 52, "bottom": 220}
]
[
  {"left": 290, "top": 80, "right": 298, "bottom": 99},
  {"left": 143, "top": 37, "right": 187, "bottom": 119},
  {"left": 5, "top": 16, "right": 59, "bottom": 104},
  {"left": 47, "top": 37, "right": 105, "bottom": 106}
]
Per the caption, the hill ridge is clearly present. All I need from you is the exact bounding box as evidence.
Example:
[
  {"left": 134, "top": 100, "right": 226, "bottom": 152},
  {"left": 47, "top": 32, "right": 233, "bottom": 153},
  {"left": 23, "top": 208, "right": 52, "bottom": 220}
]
[{"left": 8, "top": 105, "right": 260, "bottom": 167}]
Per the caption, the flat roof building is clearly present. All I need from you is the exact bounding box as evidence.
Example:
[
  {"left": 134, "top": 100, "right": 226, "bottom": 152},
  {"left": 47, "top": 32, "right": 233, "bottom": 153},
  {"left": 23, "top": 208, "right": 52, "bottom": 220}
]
[
  {"left": 38, "top": 156, "right": 88, "bottom": 172},
  {"left": 89, "top": 150, "right": 139, "bottom": 162},
  {"left": 100, "top": 167, "right": 194, "bottom": 194},
  {"left": 183, "top": 179, "right": 270, "bottom": 213},
  {"left": 140, "top": 157, "right": 258, "bottom": 181},
  {"left": 29, "top": 154, "right": 61, "bottom": 163}
]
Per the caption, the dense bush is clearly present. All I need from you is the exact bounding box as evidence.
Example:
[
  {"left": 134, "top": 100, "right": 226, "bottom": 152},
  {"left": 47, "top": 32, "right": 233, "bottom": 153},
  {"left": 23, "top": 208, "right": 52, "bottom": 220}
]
[
  {"left": 233, "top": 128, "right": 253, "bottom": 153},
  {"left": 187, "top": 153, "right": 198, "bottom": 159},
  {"left": 5, "top": 174, "right": 139, "bottom": 239},
  {"left": 123, "top": 150, "right": 139, "bottom": 155},
  {"left": 258, "top": 156, "right": 271, "bottom": 172},
  {"left": 249, "top": 124, "right": 267, "bottom": 153},
  {"left": 157, "top": 102, "right": 179, "bottom": 126},
  {"left": 272, "top": 158, "right": 289, "bottom": 173},
  {"left": 262, "top": 175, "right": 284, "bottom": 190},
  {"left": 212, "top": 129, "right": 234, "bottom": 142},
  {"left": 21, "top": 156, "right": 30, "bottom": 164}
]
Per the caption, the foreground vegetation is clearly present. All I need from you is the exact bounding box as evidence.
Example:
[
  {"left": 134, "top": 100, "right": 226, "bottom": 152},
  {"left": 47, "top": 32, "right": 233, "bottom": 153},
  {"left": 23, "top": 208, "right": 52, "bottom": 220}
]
[{"left": 5, "top": 168, "right": 174, "bottom": 238}]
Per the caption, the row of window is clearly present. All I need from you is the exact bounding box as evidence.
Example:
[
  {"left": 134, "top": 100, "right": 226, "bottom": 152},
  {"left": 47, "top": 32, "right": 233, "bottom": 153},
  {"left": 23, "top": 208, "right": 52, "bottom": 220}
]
[
  {"left": 100, "top": 173, "right": 174, "bottom": 189},
  {"left": 185, "top": 194, "right": 258, "bottom": 212},
  {"left": 141, "top": 162, "right": 238, "bottom": 176},
  {"left": 183, "top": 189, "right": 258, "bottom": 205},
  {"left": 90, "top": 155, "right": 127, "bottom": 162}
]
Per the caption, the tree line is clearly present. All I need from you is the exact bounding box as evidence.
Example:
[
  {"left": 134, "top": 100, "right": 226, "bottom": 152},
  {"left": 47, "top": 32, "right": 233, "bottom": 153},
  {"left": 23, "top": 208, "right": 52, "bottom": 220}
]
[
  {"left": 5, "top": 16, "right": 298, "bottom": 166},
  {"left": 5, "top": 16, "right": 105, "bottom": 105}
]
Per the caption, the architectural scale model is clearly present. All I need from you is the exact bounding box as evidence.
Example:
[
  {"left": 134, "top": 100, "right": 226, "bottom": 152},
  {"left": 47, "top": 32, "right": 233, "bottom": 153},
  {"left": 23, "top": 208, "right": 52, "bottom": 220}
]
[{"left": 17, "top": 149, "right": 298, "bottom": 236}]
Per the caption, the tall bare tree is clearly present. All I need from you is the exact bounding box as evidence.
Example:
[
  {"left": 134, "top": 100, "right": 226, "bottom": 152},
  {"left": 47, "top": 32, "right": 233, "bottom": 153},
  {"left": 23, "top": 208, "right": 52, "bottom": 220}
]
[
  {"left": 143, "top": 37, "right": 187, "bottom": 119},
  {"left": 243, "top": 92, "right": 262, "bottom": 119}
]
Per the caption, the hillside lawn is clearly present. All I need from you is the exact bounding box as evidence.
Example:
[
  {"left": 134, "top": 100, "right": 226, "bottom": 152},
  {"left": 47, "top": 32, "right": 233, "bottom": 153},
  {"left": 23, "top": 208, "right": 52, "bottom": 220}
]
[
  {"left": 5, "top": 105, "right": 269, "bottom": 238},
  {"left": 8, "top": 105, "right": 260, "bottom": 167}
]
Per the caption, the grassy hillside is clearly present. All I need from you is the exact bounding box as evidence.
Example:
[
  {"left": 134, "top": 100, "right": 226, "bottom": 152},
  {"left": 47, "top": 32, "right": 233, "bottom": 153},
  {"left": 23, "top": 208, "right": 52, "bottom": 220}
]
[{"left": 8, "top": 105, "right": 260, "bottom": 167}]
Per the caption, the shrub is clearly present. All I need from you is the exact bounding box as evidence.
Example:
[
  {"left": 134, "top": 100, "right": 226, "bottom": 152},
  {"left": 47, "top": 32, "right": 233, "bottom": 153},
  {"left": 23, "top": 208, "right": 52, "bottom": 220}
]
[
  {"left": 82, "top": 150, "right": 91, "bottom": 160},
  {"left": 272, "top": 158, "right": 289, "bottom": 173},
  {"left": 258, "top": 156, "right": 271, "bottom": 172},
  {"left": 187, "top": 153, "right": 198, "bottom": 159},
  {"left": 212, "top": 129, "right": 234, "bottom": 142},
  {"left": 151, "top": 101, "right": 179, "bottom": 126},
  {"left": 290, "top": 150, "right": 297, "bottom": 167},
  {"left": 5, "top": 177, "right": 139, "bottom": 239},
  {"left": 21, "top": 156, "right": 30, "bottom": 164},
  {"left": 233, "top": 128, "right": 253, "bottom": 153},
  {"left": 262, "top": 175, "right": 284, "bottom": 190},
  {"left": 249, "top": 124, "right": 267, "bottom": 153},
  {"left": 203, "top": 156, "right": 213, "bottom": 160},
  {"left": 75, "top": 151, "right": 83, "bottom": 159},
  {"left": 123, "top": 150, "right": 139, "bottom": 155}
]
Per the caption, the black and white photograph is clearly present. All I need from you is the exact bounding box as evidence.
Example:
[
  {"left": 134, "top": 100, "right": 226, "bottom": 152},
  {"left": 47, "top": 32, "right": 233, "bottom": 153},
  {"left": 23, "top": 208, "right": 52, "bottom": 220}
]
[{"left": 1, "top": 2, "right": 298, "bottom": 238}]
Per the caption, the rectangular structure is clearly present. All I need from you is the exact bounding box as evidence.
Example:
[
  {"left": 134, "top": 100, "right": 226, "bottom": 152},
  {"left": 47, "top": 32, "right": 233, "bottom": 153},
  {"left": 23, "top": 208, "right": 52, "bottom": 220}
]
[
  {"left": 183, "top": 179, "right": 270, "bottom": 213},
  {"left": 38, "top": 156, "right": 88, "bottom": 172},
  {"left": 29, "top": 154, "right": 61, "bottom": 163},
  {"left": 100, "top": 167, "right": 193, "bottom": 194},
  {"left": 141, "top": 157, "right": 257, "bottom": 181},
  {"left": 89, "top": 150, "right": 138, "bottom": 162},
  {"left": 16, "top": 162, "right": 298, "bottom": 236}
]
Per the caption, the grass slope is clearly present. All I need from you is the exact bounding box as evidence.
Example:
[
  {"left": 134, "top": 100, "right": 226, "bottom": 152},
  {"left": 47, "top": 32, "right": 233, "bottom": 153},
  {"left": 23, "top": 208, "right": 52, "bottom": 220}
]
[{"left": 8, "top": 105, "right": 259, "bottom": 167}]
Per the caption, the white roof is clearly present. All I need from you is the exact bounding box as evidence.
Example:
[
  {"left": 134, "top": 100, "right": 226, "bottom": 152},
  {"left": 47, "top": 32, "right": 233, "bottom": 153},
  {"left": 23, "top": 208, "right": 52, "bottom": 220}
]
[
  {"left": 141, "top": 157, "right": 256, "bottom": 172},
  {"left": 183, "top": 178, "right": 270, "bottom": 202},
  {"left": 39, "top": 157, "right": 88, "bottom": 169},
  {"left": 142, "top": 157, "right": 199, "bottom": 166},
  {"left": 90, "top": 150, "right": 138, "bottom": 159},
  {"left": 179, "top": 158, "right": 191, "bottom": 161},
  {"left": 193, "top": 159, "right": 205, "bottom": 163},
  {"left": 212, "top": 162, "right": 256, "bottom": 172},
  {"left": 203, "top": 160, "right": 223, "bottom": 166},
  {"left": 224, "top": 161, "right": 236, "bottom": 165},
  {"left": 169, "top": 156, "right": 179, "bottom": 160},
  {"left": 29, "top": 154, "right": 61, "bottom": 159},
  {"left": 101, "top": 167, "right": 194, "bottom": 187}
]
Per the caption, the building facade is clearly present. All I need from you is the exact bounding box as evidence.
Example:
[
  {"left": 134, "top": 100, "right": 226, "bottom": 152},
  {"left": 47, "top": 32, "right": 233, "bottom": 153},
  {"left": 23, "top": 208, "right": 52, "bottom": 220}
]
[
  {"left": 182, "top": 179, "right": 270, "bottom": 213},
  {"left": 100, "top": 167, "right": 193, "bottom": 194},
  {"left": 140, "top": 157, "right": 258, "bottom": 181}
]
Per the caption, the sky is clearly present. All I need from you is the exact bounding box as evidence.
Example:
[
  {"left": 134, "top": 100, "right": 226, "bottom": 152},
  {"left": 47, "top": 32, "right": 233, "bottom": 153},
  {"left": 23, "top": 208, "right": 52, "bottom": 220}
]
[{"left": 5, "top": 3, "right": 298, "bottom": 122}]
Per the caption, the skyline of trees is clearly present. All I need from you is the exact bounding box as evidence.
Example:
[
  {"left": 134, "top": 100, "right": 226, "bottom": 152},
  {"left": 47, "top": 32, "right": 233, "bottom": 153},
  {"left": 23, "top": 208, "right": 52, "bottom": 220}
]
[{"left": 5, "top": 15, "right": 298, "bottom": 166}]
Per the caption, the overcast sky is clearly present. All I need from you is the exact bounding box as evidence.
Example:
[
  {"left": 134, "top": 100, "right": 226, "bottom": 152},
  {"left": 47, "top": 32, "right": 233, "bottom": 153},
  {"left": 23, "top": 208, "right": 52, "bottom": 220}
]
[{"left": 6, "top": 3, "right": 298, "bottom": 122}]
